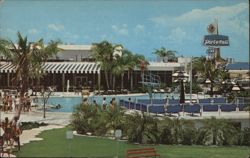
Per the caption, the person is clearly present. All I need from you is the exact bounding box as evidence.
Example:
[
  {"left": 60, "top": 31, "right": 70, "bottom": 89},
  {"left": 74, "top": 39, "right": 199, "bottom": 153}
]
[
  {"left": 164, "top": 98, "right": 169, "bottom": 115},
  {"left": 56, "top": 104, "right": 61, "bottom": 109},
  {"left": 102, "top": 97, "right": 107, "bottom": 110},
  {"left": 14, "top": 95, "right": 20, "bottom": 111},
  {"left": 11, "top": 116, "right": 22, "bottom": 151},
  {"left": 26, "top": 95, "right": 31, "bottom": 112},
  {"left": 110, "top": 97, "right": 117, "bottom": 111},
  {"left": 93, "top": 100, "right": 98, "bottom": 107},
  {"left": 2, "top": 117, "right": 12, "bottom": 145},
  {"left": 82, "top": 97, "right": 88, "bottom": 109},
  {"left": 128, "top": 97, "right": 131, "bottom": 109}
]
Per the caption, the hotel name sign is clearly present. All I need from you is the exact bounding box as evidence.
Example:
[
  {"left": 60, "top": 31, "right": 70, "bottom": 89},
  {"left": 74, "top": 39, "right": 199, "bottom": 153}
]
[{"left": 203, "top": 35, "right": 229, "bottom": 46}]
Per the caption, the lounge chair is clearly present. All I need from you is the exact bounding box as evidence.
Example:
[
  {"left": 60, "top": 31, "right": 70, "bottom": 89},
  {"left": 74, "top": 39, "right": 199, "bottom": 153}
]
[
  {"left": 220, "top": 104, "right": 237, "bottom": 112},
  {"left": 202, "top": 104, "right": 219, "bottom": 112},
  {"left": 184, "top": 104, "right": 201, "bottom": 115}
]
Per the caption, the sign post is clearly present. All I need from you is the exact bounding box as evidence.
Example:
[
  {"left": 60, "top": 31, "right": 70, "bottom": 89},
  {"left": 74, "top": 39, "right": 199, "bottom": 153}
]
[
  {"left": 66, "top": 130, "right": 73, "bottom": 157},
  {"left": 114, "top": 129, "right": 122, "bottom": 158}
]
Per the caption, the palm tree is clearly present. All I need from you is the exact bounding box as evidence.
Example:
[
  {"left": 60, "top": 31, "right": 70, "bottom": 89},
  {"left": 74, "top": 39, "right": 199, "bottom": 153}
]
[
  {"left": 0, "top": 32, "right": 60, "bottom": 120},
  {"left": 112, "top": 49, "right": 147, "bottom": 91},
  {"left": 153, "top": 47, "right": 177, "bottom": 62},
  {"left": 190, "top": 56, "right": 225, "bottom": 97},
  {"left": 91, "top": 41, "right": 114, "bottom": 90}
]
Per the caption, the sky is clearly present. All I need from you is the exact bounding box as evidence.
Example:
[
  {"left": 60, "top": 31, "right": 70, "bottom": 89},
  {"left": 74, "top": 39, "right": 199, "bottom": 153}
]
[{"left": 0, "top": 0, "right": 249, "bottom": 62}]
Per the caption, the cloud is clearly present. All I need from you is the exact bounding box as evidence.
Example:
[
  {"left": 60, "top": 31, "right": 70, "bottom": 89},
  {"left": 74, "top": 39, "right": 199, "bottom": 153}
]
[
  {"left": 28, "top": 28, "right": 39, "bottom": 35},
  {"left": 111, "top": 24, "right": 128, "bottom": 36},
  {"left": 134, "top": 24, "right": 145, "bottom": 34},
  {"left": 48, "top": 24, "right": 65, "bottom": 31},
  {"left": 167, "top": 27, "right": 187, "bottom": 43},
  {"left": 150, "top": 2, "right": 249, "bottom": 37},
  {"left": 151, "top": 3, "right": 248, "bottom": 25}
]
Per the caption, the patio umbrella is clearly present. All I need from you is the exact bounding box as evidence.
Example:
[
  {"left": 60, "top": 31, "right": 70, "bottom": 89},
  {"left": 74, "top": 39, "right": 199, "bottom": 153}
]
[{"left": 232, "top": 84, "right": 240, "bottom": 91}]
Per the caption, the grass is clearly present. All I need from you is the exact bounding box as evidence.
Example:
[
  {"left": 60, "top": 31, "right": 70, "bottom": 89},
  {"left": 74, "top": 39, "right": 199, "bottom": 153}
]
[{"left": 16, "top": 127, "right": 250, "bottom": 158}]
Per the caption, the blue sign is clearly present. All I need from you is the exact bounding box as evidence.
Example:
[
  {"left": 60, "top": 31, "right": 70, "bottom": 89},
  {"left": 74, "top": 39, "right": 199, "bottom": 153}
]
[{"left": 203, "top": 35, "right": 229, "bottom": 46}]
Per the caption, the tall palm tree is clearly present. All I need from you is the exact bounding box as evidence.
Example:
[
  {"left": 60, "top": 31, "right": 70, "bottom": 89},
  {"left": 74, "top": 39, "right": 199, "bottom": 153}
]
[
  {"left": 153, "top": 47, "right": 177, "bottom": 62},
  {"left": 91, "top": 41, "right": 114, "bottom": 90},
  {"left": 190, "top": 56, "right": 225, "bottom": 97},
  {"left": 112, "top": 49, "right": 147, "bottom": 90},
  {"left": 0, "top": 32, "right": 60, "bottom": 120}
]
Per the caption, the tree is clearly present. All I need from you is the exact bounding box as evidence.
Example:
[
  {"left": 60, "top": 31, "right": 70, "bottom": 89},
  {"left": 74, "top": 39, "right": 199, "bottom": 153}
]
[
  {"left": 112, "top": 49, "right": 147, "bottom": 91},
  {"left": 0, "top": 32, "right": 60, "bottom": 120},
  {"left": 91, "top": 41, "right": 114, "bottom": 90},
  {"left": 153, "top": 47, "right": 177, "bottom": 62},
  {"left": 190, "top": 56, "right": 227, "bottom": 97},
  {"left": 92, "top": 41, "right": 147, "bottom": 91}
]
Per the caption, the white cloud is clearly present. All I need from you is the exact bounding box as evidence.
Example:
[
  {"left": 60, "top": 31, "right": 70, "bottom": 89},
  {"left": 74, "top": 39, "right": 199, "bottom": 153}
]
[
  {"left": 151, "top": 2, "right": 249, "bottom": 37},
  {"left": 134, "top": 24, "right": 145, "bottom": 34},
  {"left": 152, "top": 3, "right": 248, "bottom": 25},
  {"left": 167, "top": 27, "right": 187, "bottom": 43},
  {"left": 111, "top": 24, "right": 128, "bottom": 36},
  {"left": 28, "top": 28, "right": 39, "bottom": 35},
  {"left": 48, "top": 24, "right": 65, "bottom": 31}
]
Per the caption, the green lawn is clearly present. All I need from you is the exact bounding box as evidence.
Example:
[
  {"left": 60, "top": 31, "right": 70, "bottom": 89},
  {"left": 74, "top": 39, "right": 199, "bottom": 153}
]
[{"left": 16, "top": 127, "right": 250, "bottom": 158}]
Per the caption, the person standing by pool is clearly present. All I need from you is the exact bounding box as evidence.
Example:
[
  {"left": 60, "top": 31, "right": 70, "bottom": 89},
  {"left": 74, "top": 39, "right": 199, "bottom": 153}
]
[
  {"left": 110, "top": 97, "right": 117, "bottom": 111},
  {"left": 128, "top": 97, "right": 131, "bottom": 109},
  {"left": 82, "top": 97, "right": 88, "bottom": 108},
  {"left": 102, "top": 97, "right": 107, "bottom": 110}
]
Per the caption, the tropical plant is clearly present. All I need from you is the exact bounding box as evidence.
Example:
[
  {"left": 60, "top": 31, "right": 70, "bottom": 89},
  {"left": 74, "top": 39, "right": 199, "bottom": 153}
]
[
  {"left": 71, "top": 103, "right": 105, "bottom": 135},
  {"left": 189, "top": 56, "right": 228, "bottom": 97},
  {"left": 153, "top": 47, "right": 177, "bottom": 62},
  {"left": 200, "top": 117, "right": 237, "bottom": 145},
  {"left": 0, "top": 32, "right": 60, "bottom": 120},
  {"left": 185, "top": 82, "right": 203, "bottom": 94},
  {"left": 102, "top": 105, "right": 126, "bottom": 132},
  {"left": 125, "top": 112, "right": 160, "bottom": 144}
]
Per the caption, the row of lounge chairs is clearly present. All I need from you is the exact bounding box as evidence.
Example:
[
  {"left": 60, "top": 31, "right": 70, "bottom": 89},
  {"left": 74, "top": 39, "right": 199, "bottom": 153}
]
[
  {"left": 136, "top": 97, "right": 228, "bottom": 105},
  {"left": 94, "top": 89, "right": 129, "bottom": 95},
  {"left": 120, "top": 98, "right": 248, "bottom": 116}
]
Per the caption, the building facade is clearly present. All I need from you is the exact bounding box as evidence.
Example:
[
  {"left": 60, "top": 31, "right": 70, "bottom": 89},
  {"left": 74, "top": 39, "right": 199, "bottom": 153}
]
[{"left": 0, "top": 45, "right": 186, "bottom": 92}]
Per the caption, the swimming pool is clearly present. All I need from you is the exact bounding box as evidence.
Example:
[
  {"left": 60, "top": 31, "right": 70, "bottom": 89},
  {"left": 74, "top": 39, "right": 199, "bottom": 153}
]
[{"left": 37, "top": 93, "right": 175, "bottom": 112}]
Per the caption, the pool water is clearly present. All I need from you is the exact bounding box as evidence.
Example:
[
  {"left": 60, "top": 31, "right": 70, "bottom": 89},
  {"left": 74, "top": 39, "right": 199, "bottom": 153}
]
[{"left": 37, "top": 93, "right": 175, "bottom": 112}]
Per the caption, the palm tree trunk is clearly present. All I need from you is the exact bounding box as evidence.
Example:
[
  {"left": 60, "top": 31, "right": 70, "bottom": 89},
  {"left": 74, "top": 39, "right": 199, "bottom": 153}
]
[
  {"left": 109, "top": 71, "right": 113, "bottom": 90},
  {"left": 104, "top": 70, "right": 109, "bottom": 90},
  {"left": 130, "top": 71, "right": 133, "bottom": 91},
  {"left": 121, "top": 73, "right": 124, "bottom": 90},
  {"left": 113, "top": 76, "right": 116, "bottom": 91},
  {"left": 210, "top": 83, "right": 213, "bottom": 97}
]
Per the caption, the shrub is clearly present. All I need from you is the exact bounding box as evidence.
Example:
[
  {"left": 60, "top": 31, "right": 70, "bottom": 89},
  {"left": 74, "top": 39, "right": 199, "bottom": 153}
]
[{"left": 21, "top": 122, "right": 48, "bottom": 130}]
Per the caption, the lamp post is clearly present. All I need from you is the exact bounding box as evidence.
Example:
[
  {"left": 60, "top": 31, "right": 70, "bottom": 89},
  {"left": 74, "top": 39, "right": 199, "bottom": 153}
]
[{"left": 172, "top": 71, "right": 188, "bottom": 104}]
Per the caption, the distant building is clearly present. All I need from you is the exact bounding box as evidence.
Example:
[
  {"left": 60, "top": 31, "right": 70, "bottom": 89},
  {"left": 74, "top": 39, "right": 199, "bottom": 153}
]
[
  {"left": 0, "top": 44, "right": 187, "bottom": 91},
  {"left": 226, "top": 62, "right": 250, "bottom": 90}
]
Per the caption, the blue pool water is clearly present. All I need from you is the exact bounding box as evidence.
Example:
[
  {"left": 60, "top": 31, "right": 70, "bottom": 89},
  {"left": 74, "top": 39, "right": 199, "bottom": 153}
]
[{"left": 37, "top": 93, "right": 175, "bottom": 112}]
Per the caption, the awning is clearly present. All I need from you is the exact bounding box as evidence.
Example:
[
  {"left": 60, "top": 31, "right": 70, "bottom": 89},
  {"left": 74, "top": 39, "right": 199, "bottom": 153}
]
[{"left": 0, "top": 62, "right": 101, "bottom": 74}]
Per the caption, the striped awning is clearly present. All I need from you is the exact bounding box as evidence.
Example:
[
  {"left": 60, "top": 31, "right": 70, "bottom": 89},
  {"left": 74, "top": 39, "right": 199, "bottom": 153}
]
[{"left": 0, "top": 62, "right": 101, "bottom": 74}]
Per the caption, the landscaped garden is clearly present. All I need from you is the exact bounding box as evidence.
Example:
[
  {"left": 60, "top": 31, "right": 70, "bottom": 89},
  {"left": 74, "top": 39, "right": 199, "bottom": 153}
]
[{"left": 16, "top": 126, "right": 249, "bottom": 158}]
